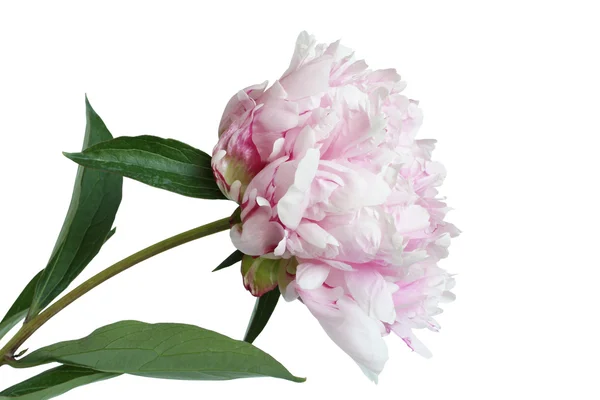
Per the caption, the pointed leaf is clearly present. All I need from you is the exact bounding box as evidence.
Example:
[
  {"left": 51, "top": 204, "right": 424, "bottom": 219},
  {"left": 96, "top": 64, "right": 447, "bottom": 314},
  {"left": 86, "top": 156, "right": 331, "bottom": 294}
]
[
  {"left": 0, "top": 365, "right": 117, "bottom": 400},
  {"left": 0, "top": 272, "right": 42, "bottom": 341},
  {"left": 0, "top": 228, "right": 116, "bottom": 342},
  {"left": 27, "top": 97, "right": 123, "bottom": 317},
  {"left": 212, "top": 250, "right": 243, "bottom": 272},
  {"left": 63, "top": 135, "right": 226, "bottom": 199},
  {"left": 104, "top": 227, "right": 117, "bottom": 243},
  {"left": 19, "top": 320, "right": 304, "bottom": 383},
  {"left": 244, "top": 287, "right": 280, "bottom": 343}
]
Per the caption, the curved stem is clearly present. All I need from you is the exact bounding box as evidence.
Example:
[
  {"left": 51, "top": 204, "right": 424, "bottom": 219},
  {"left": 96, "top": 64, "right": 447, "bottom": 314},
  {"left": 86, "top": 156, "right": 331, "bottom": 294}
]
[{"left": 0, "top": 216, "right": 231, "bottom": 366}]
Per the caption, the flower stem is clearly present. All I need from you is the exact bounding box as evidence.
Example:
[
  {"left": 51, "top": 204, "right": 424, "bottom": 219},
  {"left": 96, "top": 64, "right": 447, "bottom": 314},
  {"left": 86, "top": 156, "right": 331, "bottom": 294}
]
[{"left": 0, "top": 216, "right": 232, "bottom": 367}]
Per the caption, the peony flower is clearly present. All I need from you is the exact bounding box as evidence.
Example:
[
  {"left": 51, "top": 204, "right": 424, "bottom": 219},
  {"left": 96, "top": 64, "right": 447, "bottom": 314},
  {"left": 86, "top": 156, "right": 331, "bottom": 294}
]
[{"left": 212, "top": 31, "right": 459, "bottom": 382}]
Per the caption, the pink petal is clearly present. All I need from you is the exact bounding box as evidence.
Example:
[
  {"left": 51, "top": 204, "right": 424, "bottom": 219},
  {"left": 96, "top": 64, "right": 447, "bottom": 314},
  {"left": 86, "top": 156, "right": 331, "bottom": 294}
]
[
  {"left": 391, "top": 323, "right": 433, "bottom": 358},
  {"left": 282, "top": 31, "right": 317, "bottom": 77},
  {"left": 296, "top": 221, "right": 339, "bottom": 249},
  {"left": 301, "top": 290, "right": 389, "bottom": 382},
  {"left": 296, "top": 262, "right": 330, "bottom": 290},
  {"left": 395, "top": 205, "right": 431, "bottom": 233},
  {"left": 277, "top": 149, "right": 320, "bottom": 229},
  {"left": 219, "top": 81, "right": 267, "bottom": 134},
  {"left": 231, "top": 212, "right": 285, "bottom": 256},
  {"left": 252, "top": 99, "right": 299, "bottom": 161},
  {"left": 280, "top": 57, "right": 332, "bottom": 100},
  {"left": 345, "top": 270, "right": 396, "bottom": 324}
]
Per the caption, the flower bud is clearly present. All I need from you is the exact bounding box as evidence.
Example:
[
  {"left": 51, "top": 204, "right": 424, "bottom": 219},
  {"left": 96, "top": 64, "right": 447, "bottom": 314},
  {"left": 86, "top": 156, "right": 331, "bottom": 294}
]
[{"left": 241, "top": 255, "right": 297, "bottom": 297}]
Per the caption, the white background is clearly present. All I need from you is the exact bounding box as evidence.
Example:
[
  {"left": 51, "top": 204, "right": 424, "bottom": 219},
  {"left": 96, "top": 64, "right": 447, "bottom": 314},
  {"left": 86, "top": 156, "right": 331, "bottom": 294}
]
[{"left": 1, "top": 1, "right": 599, "bottom": 399}]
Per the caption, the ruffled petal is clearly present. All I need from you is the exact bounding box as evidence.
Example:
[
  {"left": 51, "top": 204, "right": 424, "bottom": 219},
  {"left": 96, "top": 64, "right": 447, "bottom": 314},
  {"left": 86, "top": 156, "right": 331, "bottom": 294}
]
[
  {"left": 230, "top": 212, "right": 284, "bottom": 256},
  {"left": 277, "top": 149, "right": 320, "bottom": 229},
  {"left": 280, "top": 58, "right": 333, "bottom": 100},
  {"left": 300, "top": 289, "right": 389, "bottom": 382},
  {"left": 296, "top": 262, "right": 330, "bottom": 290},
  {"left": 219, "top": 81, "right": 267, "bottom": 134},
  {"left": 345, "top": 270, "right": 396, "bottom": 324}
]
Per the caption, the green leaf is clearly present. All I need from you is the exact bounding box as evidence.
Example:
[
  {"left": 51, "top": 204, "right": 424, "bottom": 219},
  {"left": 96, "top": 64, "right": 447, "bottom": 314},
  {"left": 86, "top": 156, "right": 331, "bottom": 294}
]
[
  {"left": 244, "top": 287, "right": 280, "bottom": 344},
  {"left": 212, "top": 250, "right": 243, "bottom": 272},
  {"left": 27, "top": 97, "right": 123, "bottom": 317},
  {"left": 63, "top": 135, "right": 226, "bottom": 199},
  {"left": 19, "top": 320, "right": 305, "bottom": 383},
  {"left": 0, "top": 227, "right": 116, "bottom": 342},
  {"left": 0, "top": 365, "right": 117, "bottom": 400},
  {"left": 104, "top": 227, "right": 117, "bottom": 243},
  {"left": 0, "top": 272, "right": 42, "bottom": 341}
]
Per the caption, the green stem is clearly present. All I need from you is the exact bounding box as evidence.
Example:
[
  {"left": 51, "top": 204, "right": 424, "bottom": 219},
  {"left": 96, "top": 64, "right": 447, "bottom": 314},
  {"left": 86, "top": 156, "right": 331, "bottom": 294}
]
[{"left": 0, "top": 216, "right": 232, "bottom": 367}]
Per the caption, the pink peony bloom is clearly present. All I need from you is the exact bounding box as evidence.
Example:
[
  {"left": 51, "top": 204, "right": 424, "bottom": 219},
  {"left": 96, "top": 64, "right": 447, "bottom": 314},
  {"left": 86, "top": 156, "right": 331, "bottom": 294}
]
[{"left": 212, "top": 31, "right": 459, "bottom": 381}]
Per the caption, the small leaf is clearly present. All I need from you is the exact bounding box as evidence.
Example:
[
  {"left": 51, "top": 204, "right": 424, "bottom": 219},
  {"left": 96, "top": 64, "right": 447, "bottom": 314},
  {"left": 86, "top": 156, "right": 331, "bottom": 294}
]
[
  {"left": 27, "top": 97, "right": 123, "bottom": 317},
  {"left": 15, "top": 348, "right": 28, "bottom": 358},
  {"left": 63, "top": 135, "right": 226, "bottom": 199},
  {"left": 212, "top": 250, "right": 243, "bottom": 272},
  {"left": 244, "top": 287, "right": 280, "bottom": 344},
  {"left": 0, "top": 272, "right": 42, "bottom": 341},
  {"left": 0, "top": 365, "right": 117, "bottom": 399},
  {"left": 19, "top": 320, "right": 304, "bottom": 383}
]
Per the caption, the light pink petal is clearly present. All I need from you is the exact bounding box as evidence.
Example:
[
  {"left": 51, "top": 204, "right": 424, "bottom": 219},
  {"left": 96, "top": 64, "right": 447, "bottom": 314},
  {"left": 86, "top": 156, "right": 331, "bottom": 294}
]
[
  {"left": 296, "top": 221, "right": 339, "bottom": 249},
  {"left": 282, "top": 31, "right": 317, "bottom": 77},
  {"left": 293, "top": 149, "right": 320, "bottom": 191},
  {"left": 400, "top": 250, "right": 428, "bottom": 267},
  {"left": 321, "top": 259, "right": 354, "bottom": 271},
  {"left": 252, "top": 99, "right": 299, "bottom": 161},
  {"left": 395, "top": 205, "right": 431, "bottom": 233},
  {"left": 231, "top": 213, "right": 285, "bottom": 256},
  {"left": 280, "top": 57, "right": 333, "bottom": 100},
  {"left": 285, "top": 232, "right": 305, "bottom": 255},
  {"left": 272, "top": 161, "right": 297, "bottom": 201},
  {"left": 292, "top": 125, "right": 317, "bottom": 159},
  {"left": 254, "top": 100, "right": 298, "bottom": 134},
  {"left": 366, "top": 68, "right": 401, "bottom": 84},
  {"left": 277, "top": 149, "right": 320, "bottom": 229},
  {"left": 301, "top": 291, "right": 389, "bottom": 382},
  {"left": 244, "top": 156, "right": 288, "bottom": 207},
  {"left": 326, "top": 213, "right": 382, "bottom": 262},
  {"left": 219, "top": 81, "right": 267, "bottom": 134},
  {"left": 268, "top": 138, "right": 286, "bottom": 162},
  {"left": 228, "top": 180, "right": 242, "bottom": 203},
  {"left": 296, "top": 262, "right": 330, "bottom": 290},
  {"left": 345, "top": 270, "right": 396, "bottom": 324},
  {"left": 273, "top": 231, "right": 288, "bottom": 257},
  {"left": 278, "top": 263, "right": 299, "bottom": 301},
  {"left": 252, "top": 131, "right": 286, "bottom": 163},
  {"left": 327, "top": 167, "right": 391, "bottom": 210},
  {"left": 277, "top": 186, "right": 308, "bottom": 230},
  {"left": 391, "top": 323, "right": 432, "bottom": 358},
  {"left": 240, "top": 188, "right": 258, "bottom": 222}
]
